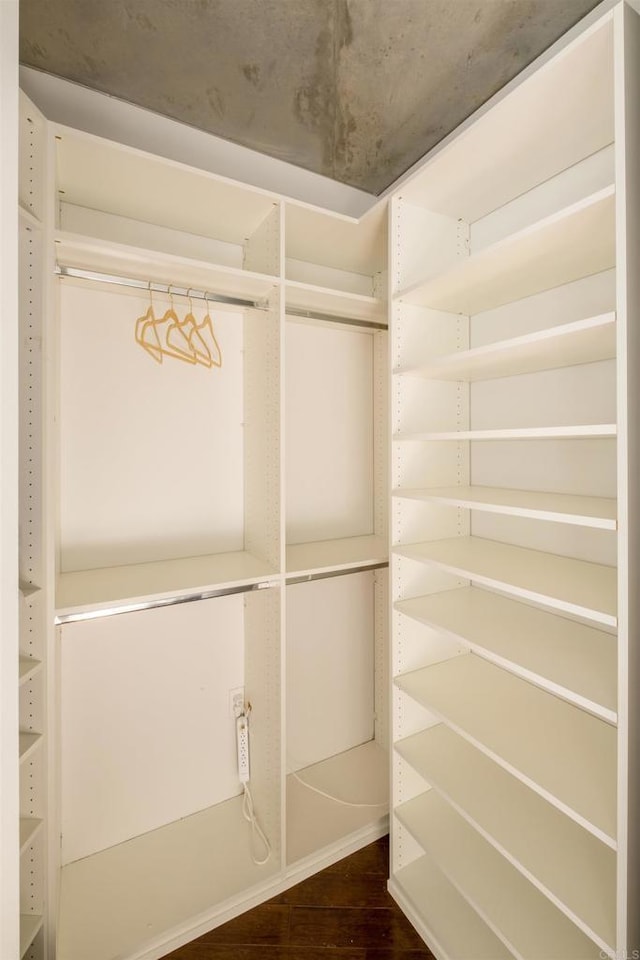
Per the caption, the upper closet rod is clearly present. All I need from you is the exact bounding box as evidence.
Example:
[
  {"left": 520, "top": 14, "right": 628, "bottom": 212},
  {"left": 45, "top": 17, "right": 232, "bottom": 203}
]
[{"left": 55, "top": 264, "right": 270, "bottom": 311}]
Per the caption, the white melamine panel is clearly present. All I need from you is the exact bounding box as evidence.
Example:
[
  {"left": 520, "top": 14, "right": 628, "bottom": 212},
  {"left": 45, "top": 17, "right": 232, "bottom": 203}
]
[
  {"left": 399, "top": 313, "right": 616, "bottom": 382},
  {"left": 394, "top": 536, "right": 617, "bottom": 625},
  {"left": 395, "top": 587, "right": 617, "bottom": 720},
  {"left": 397, "top": 188, "right": 615, "bottom": 314},
  {"left": 19, "top": 915, "right": 43, "bottom": 958},
  {"left": 395, "top": 424, "right": 617, "bottom": 442},
  {"left": 286, "top": 320, "right": 373, "bottom": 544},
  {"left": 286, "top": 740, "right": 388, "bottom": 864},
  {"left": 400, "top": 19, "right": 613, "bottom": 223},
  {"left": 286, "top": 574, "right": 374, "bottom": 772},
  {"left": 285, "top": 282, "right": 384, "bottom": 323},
  {"left": 60, "top": 596, "right": 244, "bottom": 862},
  {"left": 469, "top": 360, "right": 616, "bottom": 432},
  {"left": 55, "top": 128, "right": 278, "bottom": 250},
  {"left": 394, "top": 486, "right": 616, "bottom": 529},
  {"left": 285, "top": 259, "right": 373, "bottom": 297},
  {"left": 395, "top": 654, "right": 617, "bottom": 844},
  {"left": 392, "top": 855, "right": 513, "bottom": 960},
  {"left": 285, "top": 201, "right": 386, "bottom": 279},
  {"left": 58, "top": 794, "right": 277, "bottom": 960},
  {"left": 286, "top": 534, "right": 387, "bottom": 575},
  {"left": 396, "top": 791, "right": 603, "bottom": 960},
  {"left": 396, "top": 724, "right": 616, "bottom": 951},
  {"left": 59, "top": 284, "right": 244, "bottom": 572}
]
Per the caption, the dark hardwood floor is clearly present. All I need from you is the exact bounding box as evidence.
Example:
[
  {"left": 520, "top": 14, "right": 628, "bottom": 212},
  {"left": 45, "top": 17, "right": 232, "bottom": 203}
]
[{"left": 162, "top": 836, "right": 434, "bottom": 960}]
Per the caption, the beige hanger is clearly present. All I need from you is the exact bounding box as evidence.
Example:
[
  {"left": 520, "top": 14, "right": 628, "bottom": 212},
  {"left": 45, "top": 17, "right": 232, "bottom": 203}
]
[
  {"left": 135, "top": 284, "right": 163, "bottom": 364},
  {"left": 181, "top": 290, "right": 213, "bottom": 367},
  {"left": 196, "top": 294, "right": 223, "bottom": 368},
  {"left": 157, "top": 285, "right": 197, "bottom": 365}
]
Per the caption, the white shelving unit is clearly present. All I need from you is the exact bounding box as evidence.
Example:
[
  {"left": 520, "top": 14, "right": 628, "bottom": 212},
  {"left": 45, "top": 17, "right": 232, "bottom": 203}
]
[
  {"left": 13, "top": 85, "right": 389, "bottom": 960},
  {"left": 389, "top": 4, "right": 640, "bottom": 959}
]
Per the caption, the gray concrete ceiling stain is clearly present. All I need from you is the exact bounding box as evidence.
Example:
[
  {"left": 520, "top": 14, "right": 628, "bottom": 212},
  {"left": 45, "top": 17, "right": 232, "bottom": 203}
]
[{"left": 20, "top": 0, "right": 602, "bottom": 194}]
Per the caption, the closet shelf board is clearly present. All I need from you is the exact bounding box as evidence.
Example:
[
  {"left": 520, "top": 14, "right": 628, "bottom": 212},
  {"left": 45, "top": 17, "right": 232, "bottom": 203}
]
[
  {"left": 57, "top": 794, "right": 277, "bottom": 960},
  {"left": 20, "top": 915, "right": 44, "bottom": 958},
  {"left": 393, "top": 536, "right": 617, "bottom": 626},
  {"left": 19, "top": 656, "right": 42, "bottom": 686},
  {"left": 396, "top": 723, "right": 616, "bottom": 950},
  {"left": 286, "top": 740, "right": 389, "bottom": 865},
  {"left": 394, "top": 587, "right": 616, "bottom": 721},
  {"left": 391, "top": 855, "right": 513, "bottom": 960},
  {"left": 55, "top": 232, "right": 277, "bottom": 301},
  {"left": 396, "top": 312, "right": 616, "bottom": 381},
  {"left": 395, "top": 186, "right": 615, "bottom": 314},
  {"left": 285, "top": 280, "right": 385, "bottom": 323},
  {"left": 18, "top": 732, "right": 42, "bottom": 764},
  {"left": 19, "top": 817, "right": 44, "bottom": 855},
  {"left": 393, "top": 424, "right": 617, "bottom": 442},
  {"left": 286, "top": 535, "right": 388, "bottom": 577},
  {"left": 394, "top": 654, "right": 616, "bottom": 844},
  {"left": 393, "top": 485, "right": 616, "bottom": 529},
  {"left": 395, "top": 791, "right": 603, "bottom": 960},
  {"left": 56, "top": 550, "right": 278, "bottom": 619}
]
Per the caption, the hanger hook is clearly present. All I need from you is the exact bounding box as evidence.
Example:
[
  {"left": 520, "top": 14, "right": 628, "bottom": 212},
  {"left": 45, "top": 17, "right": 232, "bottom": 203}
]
[
  {"left": 148, "top": 280, "right": 153, "bottom": 309},
  {"left": 187, "top": 287, "right": 194, "bottom": 314},
  {"left": 168, "top": 283, "right": 174, "bottom": 311}
]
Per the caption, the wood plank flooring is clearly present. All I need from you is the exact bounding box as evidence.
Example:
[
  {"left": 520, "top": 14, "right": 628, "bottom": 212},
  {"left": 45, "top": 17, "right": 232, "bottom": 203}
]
[{"left": 162, "top": 836, "right": 434, "bottom": 960}]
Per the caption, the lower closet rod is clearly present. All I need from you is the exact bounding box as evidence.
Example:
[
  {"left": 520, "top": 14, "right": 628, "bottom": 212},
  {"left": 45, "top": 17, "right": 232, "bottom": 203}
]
[{"left": 55, "top": 264, "right": 270, "bottom": 311}]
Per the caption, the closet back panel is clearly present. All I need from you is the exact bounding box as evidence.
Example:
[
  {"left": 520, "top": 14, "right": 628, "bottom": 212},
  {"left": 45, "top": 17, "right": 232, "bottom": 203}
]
[
  {"left": 285, "top": 320, "right": 374, "bottom": 544},
  {"left": 60, "top": 595, "right": 245, "bottom": 863},
  {"left": 286, "top": 573, "right": 375, "bottom": 773},
  {"left": 58, "top": 283, "right": 244, "bottom": 572}
]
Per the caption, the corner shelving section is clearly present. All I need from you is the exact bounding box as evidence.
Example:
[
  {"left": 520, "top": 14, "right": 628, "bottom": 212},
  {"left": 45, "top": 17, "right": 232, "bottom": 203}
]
[{"left": 388, "top": 8, "right": 631, "bottom": 959}]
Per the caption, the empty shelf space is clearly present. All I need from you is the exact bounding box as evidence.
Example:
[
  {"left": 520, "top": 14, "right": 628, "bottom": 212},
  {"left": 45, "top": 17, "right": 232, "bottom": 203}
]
[
  {"left": 396, "top": 724, "right": 616, "bottom": 950},
  {"left": 397, "top": 312, "right": 616, "bottom": 381},
  {"left": 396, "top": 790, "right": 603, "bottom": 960},
  {"left": 20, "top": 817, "right": 44, "bottom": 854},
  {"left": 395, "top": 186, "right": 615, "bottom": 314},
  {"left": 57, "top": 793, "right": 278, "bottom": 960},
  {"left": 395, "top": 587, "right": 616, "bottom": 721},
  {"left": 393, "top": 536, "right": 617, "bottom": 626},
  {"left": 286, "top": 535, "right": 388, "bottom": 577},
  {"left": 285, "top": 280, "right": 385, "bottom": 323},
  {"left": 19, "top": 732, "right": 42, "bottom": 764},
  {"left": 394, "top": 423, "right": 617, "bottom": 442},
  {"left": 393, "top": 485, "right": 616, "bottom": 529},
  {"left": 56, "top": 550, "right": 278, "bottom": 621},
  {"left": 394, "top": 654, "right": 616, "bottom": 843},
  {"left": 55, "top": 232, "right": 277, "bottom": 301},
  {"left": 20, "top": 914, "right": 44, "bottom": 958},
  {"left": 286, "top": 740, "right": 389, "bottom": 865},
  {"left": 19, "top": 657, "right": 42, "bottom": 686},
  {"left": 391, "top": 854, "right": 512, "bottom": 960}
]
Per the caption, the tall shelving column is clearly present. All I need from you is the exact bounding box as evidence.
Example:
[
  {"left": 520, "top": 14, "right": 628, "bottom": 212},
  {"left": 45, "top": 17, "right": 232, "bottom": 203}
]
[{"left": 388, "top": 4, "right": 640, "bottom": 958}]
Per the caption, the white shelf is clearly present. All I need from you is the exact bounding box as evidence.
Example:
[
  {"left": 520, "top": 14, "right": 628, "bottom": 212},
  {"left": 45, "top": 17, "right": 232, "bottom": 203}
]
[
  {"left": 20, "top": 817, "right": 44, "bottom": 855},
  {"left": 19, "top": 656, "right": 42, "bottom": 686},
  {"left": 56, "top": 550, "right": 278, "bottom": 620},
  {"left": 395, "top": 654, "right": 616, "bottom": 844},
  {"left": 392, "top": 855, "right": 513, "bottom": 960},
  {"left": 395, "top": 587, "right": 616, "bottom": 722},
  {"left": 286, "top": 535, "right": 387, "bottom": 577},
  {"left": 397, "top": 313, "right": 616, "bottom": 382},
  {"left": 285, "top": 280, "right": 385, "bottom": 323},
  {"left": 395, "top": 187, "right": 615, "bottom": 314},
  {"left": 393, "top": 485, "right": 616, "bottom": 529},
  {"left": 396, "top": 723, "right": 616, "bottom": 951},
  {"left": 394, "top": 536, "right": 617, "bottom": 626},
  {"left": 20, "top": 914, "right": 44, "bottom": 958},
  {"left": 394, "top": 423, "right": 617, "bottom": 442},
  {"left": 55, "top": 232, "right": 277, "bottom": 302},
  {"left": 18, "top": 732, "right": 42, "bottom": 764},
  {"left": 58, "top": 793, "right": 277, "bottom": 960},
  {"left": 396, "top": 790, "right": 603, "bottom": 960},
  {"left": 286, "top": 740, "right": 388, "bottom": 864}
]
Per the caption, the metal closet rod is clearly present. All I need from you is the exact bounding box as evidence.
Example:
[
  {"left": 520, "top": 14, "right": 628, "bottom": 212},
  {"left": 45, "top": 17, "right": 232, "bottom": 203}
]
[{"left": 55, "top": 265, "right": 270, "bottom": 311}]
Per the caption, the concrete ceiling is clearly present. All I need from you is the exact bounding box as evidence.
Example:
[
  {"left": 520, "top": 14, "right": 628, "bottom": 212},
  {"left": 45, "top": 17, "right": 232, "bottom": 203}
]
[{"left": 19, "top": 0, "right": 602, "bottom": 195}]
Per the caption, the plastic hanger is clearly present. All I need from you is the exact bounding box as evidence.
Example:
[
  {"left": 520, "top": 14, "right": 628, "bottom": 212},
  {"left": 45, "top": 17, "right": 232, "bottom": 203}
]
[
  {"left": 196, "top": 294, "right": 223, "bottom": 368},
  {"left": 181, "top": 290, "right": 213, "bottom": 367},
  {"left": 157, "top": 285, "right": 198, "bottom": 365},
  {"left": 135, "top": 284, "right": 163, "bottom": 364}
]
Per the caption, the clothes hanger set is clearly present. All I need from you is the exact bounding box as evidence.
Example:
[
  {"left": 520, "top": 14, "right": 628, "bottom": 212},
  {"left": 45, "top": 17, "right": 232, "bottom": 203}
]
[{"left": 135, "top": 285, "right": 222, "bottom": 368}]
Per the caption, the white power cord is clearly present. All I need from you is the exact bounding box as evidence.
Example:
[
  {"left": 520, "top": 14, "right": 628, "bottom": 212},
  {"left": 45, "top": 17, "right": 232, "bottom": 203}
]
[
  {"left": 236, "top": 702, "right": 271, "bottom": 866},
  {"left": 242, "top": 783, "right": 271, "bottom": 865},
  {"left": 292, "top": 770, "right": 388, "bottom": 809}
]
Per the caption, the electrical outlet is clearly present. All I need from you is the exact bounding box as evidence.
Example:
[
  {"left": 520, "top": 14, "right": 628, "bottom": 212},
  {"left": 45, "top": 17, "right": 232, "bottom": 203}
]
[{"left": 229, "top": 687, "right": 245, "bottom": 718}]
